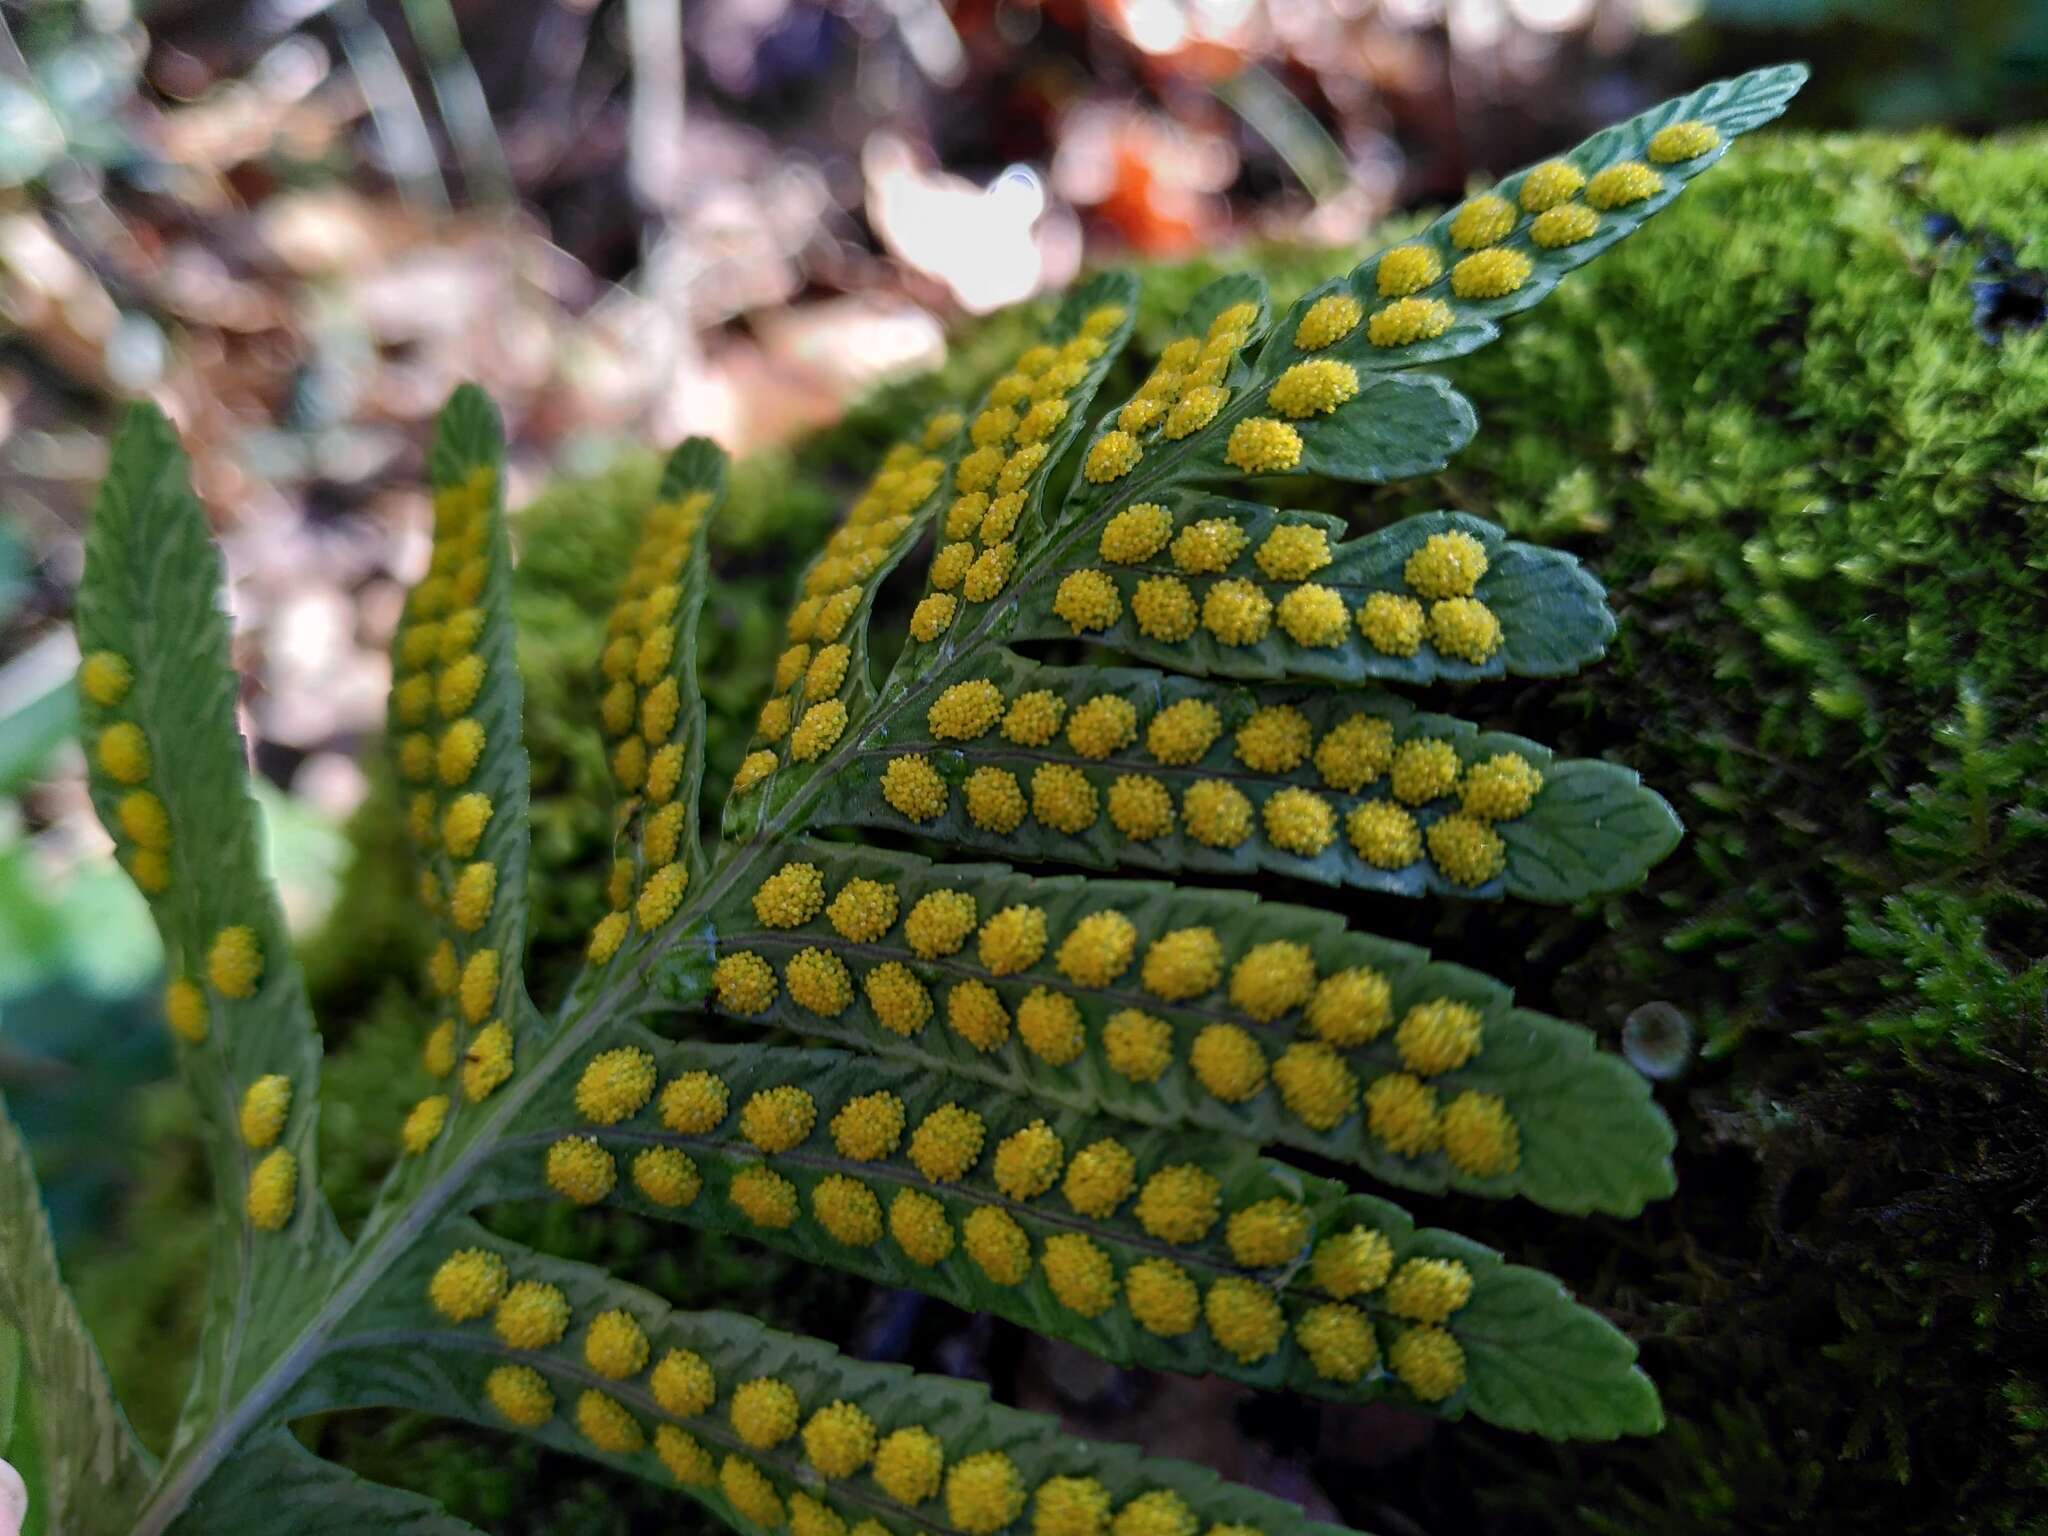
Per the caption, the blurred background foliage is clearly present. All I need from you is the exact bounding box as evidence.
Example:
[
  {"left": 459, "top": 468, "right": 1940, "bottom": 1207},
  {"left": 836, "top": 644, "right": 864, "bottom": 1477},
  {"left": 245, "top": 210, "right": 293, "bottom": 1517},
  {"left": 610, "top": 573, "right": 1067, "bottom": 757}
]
[{"left": 2, "top": 2, "right": 2046, "bottom": 1534}]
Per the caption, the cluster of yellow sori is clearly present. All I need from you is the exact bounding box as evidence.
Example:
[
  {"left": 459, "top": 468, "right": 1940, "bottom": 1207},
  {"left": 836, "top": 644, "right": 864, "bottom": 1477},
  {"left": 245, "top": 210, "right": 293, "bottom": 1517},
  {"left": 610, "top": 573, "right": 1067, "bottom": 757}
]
[
  {"left": 1286, "top": 123, "right": 1716, "bottom": 363},
  {"left": 878, "top": 677, "right": 1543, "bottom": 887},
  {"left": 731, "top": 407, "right": 965, "bottom": 801},
  {"left": 1055, "top": 513, "right": 1506, "bottom": 666},
  {"left": 582, "top": 485, "right": 717, "bottom": 969},
  {"left": 709, "top": 866, "right": 1521, "bottom": 1177},
  {"left": 1079, "top": 301, "right": 1317, "bottom": 490},
  {"left": 912, "top": 303, "right": 1127, "bottom": 639},
  {"left": 537, "top": 1052, "right": 1483, "bottom": 1402},
  {"left": 82, "top": 642, "right": 299, "bottom": 1231},
  {"left": 387, "top": 465, "right": 517, "bottom": 1153},
  {"left": 429, "top": 1239, "right": 1356, "bottom": 1536}
]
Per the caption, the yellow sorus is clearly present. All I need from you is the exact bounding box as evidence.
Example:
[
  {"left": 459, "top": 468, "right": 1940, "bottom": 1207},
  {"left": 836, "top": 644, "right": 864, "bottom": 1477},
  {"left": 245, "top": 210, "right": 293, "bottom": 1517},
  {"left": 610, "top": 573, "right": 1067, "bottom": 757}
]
[
  {"left": 632, "top": 1146, "right": 701, "bottom": 1206},
  {"left": 830, "top": 1090, "right": 906, "bottom": 1160},
  {"left": 1461, "top": 752, "right": 1542, "bottom": 821},
  {"left": 426, "top": 938, "right": 458, "bottom": 997},
  {"left": 1053, "top": 910, "right": 1136, "bottom": 987},
  {"left": 1272, "top": 1041, "right": 1361, "bottom": 1131},
  {"left": 1100, "top": 503, "right": 1173, "bottom": 564},
  {"left": 1209, "top": 300, "right": 1259, "bottom": 335},
  {"left": 1140, "top": 925, "right": 1223, "bottom": 1001},
  {"left": 1066, "top": 695, "right": 1137, "bottom": 760},
  {"left": 441, "top": 792, "right": 492, "bottom": 857},
  {"left": 1298, "top": 1302, "right": 1378, "bottom": 1383},
  {"left": 956, "top": 445, "right": 1005, "bottom": 495},
  {"left": 719, "top": 1457, "right": 783, "bottom": 1526},
  {"left": 1131, "top": 575, "right": 1198, "bottom": 642},
  {"left": 1030, "top": 763, "right": 1098, "bottom": 834},
  {"left": 1253, "top": 527, "right": 1331, "bottom": 585},
  {"left": 1267, "top": 360, "right": 1359, "bottom": 420},
  {"left": 825, "top": 878, "right": 898, "bottom": 943},
  {"left": 238, "top": 1075, "right": 292, "bottom": 1148},
  {"left": 425, "top": 1253, "right": 509, "bottom": 1327},
  {"left": 998, "top": 689, "right": 1063, "bottom": 748},
  {"left": 929, "top": 679, "right": 1005, "bottom": 740},
  {"left": 1125, "top": 1257, "right": 1200, "bottom": 1336},
  {"left": 458, "top": 948, "right": 500, "bottom": 1025},
  {"left": 1428, "top": 812, "right": 1508, "bottom": 886},
  {"left": 790, "top": 699, "right": 847, "bottom": 761},
  {"left": 729, "top": 1163, "right": 799, "bottom": 1229},
  {"left": 1347, "top": 800, "right": 1421, "bottom": 869},
  {"left": 1390, "top": 738, "right": 1461, "bottom": 805},
  {"left": 125, "top": 848, "right": 170, "bottom": 895},
  {"left": 1134, "top": 1164, "right": 1221, "bottom": 1244},
  {"left": 400, "top": 623, "right": 441, "bottom": 670},
  {"left": 605, "top": 633, "right": 642, "bottom": 683},
  {"left": 394, "top": 674, "right": 432, "bottom": 725},
  {"left": 423, "top": 1018, "right": 457, "bottom": 1077},
  {"left": 998, "top": 444, "right": 1049, "bottom": 494},
  {"left": 399, "top": 1097, "right": 448, "bottom": 1155},
  {"left": 964, "top": 766, "right": 1027, "bottom": 833},
  {"left": 1083, "top": 430, "right": 1142, "bottom": 483},
  {"left": 438, "top": 718, "right": 486, "bottom": 786},
  {"left": 97, "top": 721, "right": 152, "bottom": 784},
  {"left": 979, "top": 492, "right": 1025, "bottom": 544},
  {"left": 1648, "top": 119, "right": 1719, "bottom": 163},
  {"left": 872, "top": 1425, "right": 946, "bottom": 1506},
  {"left": 493, "top": 1279, "right": 571, "bottom": 1349},
  {"left": 600, "top": 680, "right": 636, "bottom": 737},
  {"left": 208, "top": 925, "right": 263, "bottom": 999},
  {"left": 946, "top": 980, "right": 1009, "bottom": 1051},
  {"left": 461, "top": 1019, "right": 514, "bottom": 1101},
  {"left": 1190, "top": 1023, "right": 1267, "bottom": 1102},
  {"left": 1375, "top": 243, "right": 1442, "bottom": 297},
  {"left": 1387, "top": 1256, "right": 1475, "bottom": 1324},
  {"left": 1235, "top": 705, "right": 1311, "bottom": 772},
  {"left": 1113, "top": 1490, "right": 1200, "bottom": 1536},
  {"left": 1451, "top": 247, "right": 1534, "bottom": 299},
  {"left": 971, "top": 406, "right": 1018, "bottom": 448},
  {"left": 1228, "top": 939, "right": 1317, "bottom": 1022},
  {"left": 1167, "top": 518, "right": 1243, "bottom": 576},
  {"left": 245, "top": 1148, "right": 297, "bottom": 1231},
  {"left": 1016, "top": 987, "right": 1083, "bottom": 1065},
  {"left": 1294, "top": 292, "right": 1363, "bottom": 350},
  {"left": 739, "top": 1084, "right": 816, "bottom": 1152},
  {"left": 1162, "top": 385, "right": 1228, "bottom": 440},
  {"left": 904, "top": 889, "right": 977, "bottom": 958},
  {"left": 992, "top": 1120, "right": 1064, "bottom": 1200},
  {"left": 635, "top": 626, "right": 677, "bottom": 686},
  {"left": 804, "top": 1400, "right": 878, "bottom": 1479},
  {"left": 1390, "top": 1324, "right": 1467, "bottom": 1401},
  {"left": 1441, "top": 1089, "right": 1520, "bottom": 1175},
  {"left": 1307, "top": 967, "right": 1394, "bottom": 1046},
  {"left": 1182, "top": 779, "right": 1253, "bottom": 848},
  {"left": 78, "top": 650, "right": 132, "bottom": 707},
  {"left": 611, "top": 736, "right": 648, "bottom": 792},
  {"left": 1314, "top": 715, "right": 1395, "bottom": 792},
  {"left": 946, "top": 1451, "right": 1027, "bottom": 1536},
  {"left": 1041, "top": 1233, "right": 1117, "bottom": 1318},
  {"left": 484, "top": 1365, "right": 553, "bottom": 1428},
  {"left": 774, "top": 644, "right": 812, "bottom": 692},
  {"left": 1017, "top": 396, "right": 1071, "bottom": 443},
  {"left": 945, "top": 497, "right": 988, "bottom": 546},
  {"left": 1404, "top": 529, "right": 1489, "bottom": 599},
  {"left": 731, "top": 749, "right": 778, "bottom": 795},
  {"left": 1356, "top": 590, "right": 1426, "bottom": 657},
  {"left": 451, "top": 860, "right": 497, "bottom": 933},
  {"left": 654, "top": 1425, "right": 715, "bottom": 1486},
  {"left": 1312, "top": 1226, "right": 1396, "bottom": 1298},
  {"left": 1204, "top": 1277, "right": 1286, "bottom": 1363},
  {"left": 640, "top": 677, "right": 681, "bottom": 743},
  {"left": 437, "top": 654, "right": 485, "bottom": 718},
  {"left": 753, "top": 861, "right": 825, "bottom": 927},
  {"left": 931, "top": 540, "right": 974, "bottom": 592},
  {"left": 1365, "top": 1070, "right": 1441, "bottom": 1155},
  {"left": 1053, "top": 569, "right": 1122, "bottom": 634},
  {"left": 117, "top": 790, "right": 171, "bottom": 851},
  {"left": 407, "top": 791, "right": 436, "bottom": 846},
  {"left": 1139, "top": 700, "right": 1217, "bottom": 767},
  {"left": 1062, "top": 1137, "right": 1136, "bottom": 1217},
  {"left": 643, "top": 803, "right": 687, "bottom": 866},
  {"left": 730, "top": 1376, "right": 800, "bottom": 1450},
  {"left": 1518, "top": 158, "right": 1584, "bottom": 211},
  {"left": 419, "top": 867, "right": 443, "bottom": 918},
  {"left": 786, "top": 947, "right": 853, "bottom": 1016},
  {"left": 1202, "top": 579, "right": 1272, "bottom": 646},
  {"left": 1367, "top": 297, "right": 1454, "bottom": 348},
  {"left": 1429, "top": 596, "right": 1503, "bottom": 663},
  {"left": 1227, "top": 1197, "right": 1311, "bottom": 1267},
  {"left": 866, "top": 962, "right": 934, "bottom": 1038},
  {"left": 1448, "top": 192, "right": 1515, "bottom": 249},
  {"left": 908, "top": 1102, "right": 986, "bottom": 1182},
  {"left": 164, "top": 978, "right": 208, "bottom": 1044},
  {"left": 881, "top": 754, "right": 947, "bottom": 823},
  {"left": 1398, "top": 998, "right": 1484, "bottom": 1075},
  {"left": 545, "top": 1135, "right": 616, "bottom": 1204},
  {"left": 1082, "top": 302, "right": 1128, "bottom": 337},
  {"left": 713, "top": 951, "right": 777, "bottom": 1014},
  {"left": 1586, "top": 160, "right": 1661, "bottom": 208},
  {"left": 1264, "top": 786, "right": 1337, "bottom": 854},
  {"left": 963, "top": 1206, "right": 1032, "bottom": 1285},
  {"left": 576, "top": 1389, "right": 644, "bottom": 1455},
  {"left": 1107, "top": 774, "right": 1175, "bottom": 840},
  {"left": 978, "top": 904, "right": 1047, "bottom": 975},
  {"left": 650, "top": 1346, "right": 718, "bottom": 1417},
  {"left": 889, "top": 1188, "right": 956, "bottom": 1266},
  {"left": 909, "top": 593, "right": 956, "bottom": 642},
  {"left": 583, "top": 1308, "right": 650, "bottom": 1379}
]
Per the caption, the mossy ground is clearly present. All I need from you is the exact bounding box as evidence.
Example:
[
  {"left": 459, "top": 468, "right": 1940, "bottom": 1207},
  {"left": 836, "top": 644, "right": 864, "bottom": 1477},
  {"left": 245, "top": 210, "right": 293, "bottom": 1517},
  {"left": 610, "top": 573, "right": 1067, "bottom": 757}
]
[{"left": 82, "top": 128, "right": 2048, "bottom": 1532}]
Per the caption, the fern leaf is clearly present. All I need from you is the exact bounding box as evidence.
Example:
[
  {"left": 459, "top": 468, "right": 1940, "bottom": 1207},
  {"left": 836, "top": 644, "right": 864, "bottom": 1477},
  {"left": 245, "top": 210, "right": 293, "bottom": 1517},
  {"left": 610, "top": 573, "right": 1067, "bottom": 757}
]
[
  {"left": 0, "top": 1093, "right": 154, "bottom": 1534},
  {"left": 663, "top": 838, "right": 1672, "bottom": 1216},
  {"left": 817, "top": 650, "right": 1678, "bottom": 901},
  {"left": 316, "top": 1222, "right": 1375, "bottom": 1535},
  {"left": 72, "top": 402, "right": 346, "bottom": 1453},
  {"left": 464, "top": 1033, "right": 1659, "bottom": 1435},
  {"left": 164, "top": 1429, "right": 485, "bottom": 1535}
]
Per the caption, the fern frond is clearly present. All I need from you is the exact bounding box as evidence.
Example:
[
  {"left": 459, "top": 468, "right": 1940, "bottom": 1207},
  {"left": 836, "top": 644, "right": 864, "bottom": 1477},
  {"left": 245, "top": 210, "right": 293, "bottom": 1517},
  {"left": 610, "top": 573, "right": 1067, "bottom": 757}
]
[{"left": 167, "top": 1430, "right": 485, "bottom": 1534}]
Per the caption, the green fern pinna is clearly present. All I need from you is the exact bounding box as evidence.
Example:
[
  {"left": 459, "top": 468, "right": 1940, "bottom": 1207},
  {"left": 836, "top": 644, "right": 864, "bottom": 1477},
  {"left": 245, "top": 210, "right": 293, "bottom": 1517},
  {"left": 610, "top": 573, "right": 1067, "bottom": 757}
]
[{"left": 32, "top": 65, "right": 1805, "bottom": 1536}]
